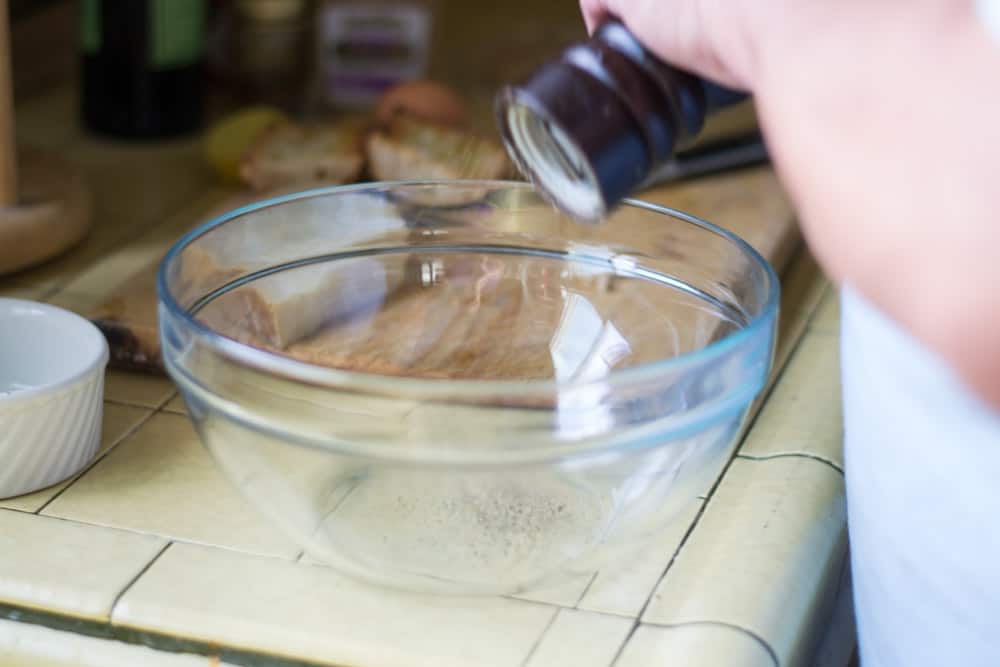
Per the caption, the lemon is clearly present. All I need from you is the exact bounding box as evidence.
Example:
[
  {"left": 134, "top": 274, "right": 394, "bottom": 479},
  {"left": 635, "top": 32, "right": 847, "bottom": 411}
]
[{"left": 204, "top": 107, "right": 289, "bottom": 184}]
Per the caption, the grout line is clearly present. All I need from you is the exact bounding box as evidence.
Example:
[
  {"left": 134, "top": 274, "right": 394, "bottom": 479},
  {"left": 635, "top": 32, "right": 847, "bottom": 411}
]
[
  {"left": 0, "top": 507, "right": 175, "bottom": 544},
  {"left": 143, "top": 537, "right": 300, "bottom": 565},
  {"left": 155, "top": 391, "right": 180, "bottom": 412},
  {"left": 35, "top": 408, "right": 158, "bottom": 514},
  {"left": 737, "top": 451, "right": 844, "bottom": 475},
  {"left": 609, "top": 323, "right": 831, "bottom": 662},
  {"left": 735, "top": 315, "right": 819, "bottom": 453},
  {"left": 0, "top": 605, "right": 329, "bottom": 667},
  {"left": 500, "top": 584, "right": 624, "bottom": 615},
  {"left": 104, "top": 391, "right": 178, "bottom": 415},
  {"left": 571, "top": 570, "right": 600, "bottom": 608},
  {"left": 606, "top": 312, "right": 817, "bottom": 666},
  {"left": 159, "top": 393, "right": 186, "bottom": 415},
  {"left": 608, "top": 626, "right": 636, "bottom": 666},
  {"left": 0, "top": 507, "right": 36, "bottom": 516},
  {"left": 635, "top": 620, "right": 781, "bottom": 667},
  {"left": 8, "top": 504, "right": 301, "bottom": 565},
  {"left": 505, "top": 594, "right": 634, "bottom": 618},
  {"left": 606, "top": 486, "right": 728, "bottom": 665},
  {"left": 108, "top": 542, "right": 172, "bottom": 619},
  {"left": 103, "top": 397, "right": 166, "bottom": 410},
  {"left": 518, "top": 606, "right": 561, "bottom": 667},
  {"left": 606, "top": 624, "right": 632, "bottom": 667}
]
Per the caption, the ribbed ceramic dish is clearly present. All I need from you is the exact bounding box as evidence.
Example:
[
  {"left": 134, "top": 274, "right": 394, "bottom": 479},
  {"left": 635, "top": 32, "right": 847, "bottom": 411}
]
[{"left": 0, "top": 298, "right": 108, "bottom": 499}]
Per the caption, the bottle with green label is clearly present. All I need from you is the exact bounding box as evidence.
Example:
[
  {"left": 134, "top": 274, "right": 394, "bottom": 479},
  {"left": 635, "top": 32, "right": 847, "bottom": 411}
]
[{"left": 80, "top": 0, "right": 207, "bottom": 139}]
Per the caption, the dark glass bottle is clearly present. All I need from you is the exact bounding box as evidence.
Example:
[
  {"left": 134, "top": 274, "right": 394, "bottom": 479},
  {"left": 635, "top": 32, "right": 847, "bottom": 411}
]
[
  {"left": 497, "top": 19, "right": 746, "bottom": 223},
  {"left": 80, "top": 0, "right": 207, "bottom": 139}
]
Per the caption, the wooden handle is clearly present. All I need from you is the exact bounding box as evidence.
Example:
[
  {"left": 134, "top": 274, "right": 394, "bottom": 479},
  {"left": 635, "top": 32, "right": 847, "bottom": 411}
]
[{"left": 0, "top": 0, "right": 18, "bottom": 207}]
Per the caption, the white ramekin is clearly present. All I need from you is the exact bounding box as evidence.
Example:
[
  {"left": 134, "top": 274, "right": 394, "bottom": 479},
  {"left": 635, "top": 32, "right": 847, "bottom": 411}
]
[{"left": 0, "top": 298, "right": 108, "bottom": 499}]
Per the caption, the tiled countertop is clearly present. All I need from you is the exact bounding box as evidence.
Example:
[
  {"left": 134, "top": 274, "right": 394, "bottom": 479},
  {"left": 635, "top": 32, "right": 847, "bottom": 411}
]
[{"left": 0, "top": 85, "right": 851, "bottom": 667}]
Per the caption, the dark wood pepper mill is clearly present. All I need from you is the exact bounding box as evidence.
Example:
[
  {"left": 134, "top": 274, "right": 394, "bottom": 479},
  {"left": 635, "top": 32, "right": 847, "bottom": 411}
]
[{"left": 497, "top": 19, "right": 746, "bottom": 223}]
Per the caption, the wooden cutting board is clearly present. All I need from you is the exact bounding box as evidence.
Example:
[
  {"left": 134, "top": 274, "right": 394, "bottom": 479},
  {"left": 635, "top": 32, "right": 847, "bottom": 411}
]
[{"left": 89, "top": 165, "right": 801, "bottom": 375}]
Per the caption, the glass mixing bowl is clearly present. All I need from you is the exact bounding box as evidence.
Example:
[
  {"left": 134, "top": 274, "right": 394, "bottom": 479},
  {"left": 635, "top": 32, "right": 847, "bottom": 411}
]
[{"left": 158, "top": 180, "right": 778, "bottom": 595}]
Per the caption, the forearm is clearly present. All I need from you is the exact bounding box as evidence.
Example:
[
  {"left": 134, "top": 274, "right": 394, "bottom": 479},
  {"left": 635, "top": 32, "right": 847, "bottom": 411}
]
[{"left": 757, "top": 4, "right": 1000, "bottom": 408}]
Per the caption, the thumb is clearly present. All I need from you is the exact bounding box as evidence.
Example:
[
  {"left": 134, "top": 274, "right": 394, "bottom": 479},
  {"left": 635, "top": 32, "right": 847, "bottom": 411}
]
[{"left": 579, "top": 0, "right": 758, "bottom": 91}]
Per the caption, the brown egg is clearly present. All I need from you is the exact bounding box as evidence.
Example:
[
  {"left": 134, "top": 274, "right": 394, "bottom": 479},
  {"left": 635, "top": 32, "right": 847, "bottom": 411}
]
[{"left": 373, "top": 80, "right": 468, "bottom": 128}]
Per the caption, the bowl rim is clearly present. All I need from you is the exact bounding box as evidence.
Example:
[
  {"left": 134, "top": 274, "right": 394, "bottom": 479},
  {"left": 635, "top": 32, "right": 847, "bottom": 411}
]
[
  {"left": 157, "top": 179, "right": 779, "bottom": 400},
  {"left": 0, "top": 298, "right": 109, "bottom": 407}
]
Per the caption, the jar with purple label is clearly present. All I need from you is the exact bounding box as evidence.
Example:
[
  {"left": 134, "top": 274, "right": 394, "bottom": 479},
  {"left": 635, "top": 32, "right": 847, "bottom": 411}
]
[{"left": 317, "top": 0, "right": 434, "bottom": 109}]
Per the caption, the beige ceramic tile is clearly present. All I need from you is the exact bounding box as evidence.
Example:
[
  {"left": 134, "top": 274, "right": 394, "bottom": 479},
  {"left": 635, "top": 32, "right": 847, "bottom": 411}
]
[
  {"left": 513, "top": 572, "right": 592, "bottom": 608},
  {"left": 524, "top": 609, "right": 632, "bottom": 667},
  {"left": 0, "top": 510, "right": 165, "bottom": 621},
  {"left": 616, "top": 623, "right": 775, "bottom": 667},
  {"left": 810, "top": 287, "right": 840, "bottom": 333},
  {"left": 511, "top": 497, "right": 704, "bottom": 613},
  {"left": 576, "top": 500, "right": 703, "bottom": 618},
  {"left": 0, "top": 618, "right": 233, "bottom": 667},
  {"left": 103, "top": 372, "right": 177, "bottom": 410},
  {"left": 114, "top": 542, "right": 556, "bottom": 667},
  {"left": 43, "top": 413, "right": 297, "bottom": 559},
  {"left": 739, "top": 331, "right": 843, "bottom": 469},
  {"left": 163, "top": 394, "right": 187, "bottom": 415},
  {"left": 61, "top": 189, "right": 231, "bottom": 299},
  {"left": 0, "top": 403, "right": 151, "bottom": 513},
  {"left": 772, "top": 251, "right": 829, "bottom": 383},
  {"left": 716, "top": 252, "right": 829, "bottom": 477},
  {"left": 643, "top": 457, "right": 846, "bottom": 667}
]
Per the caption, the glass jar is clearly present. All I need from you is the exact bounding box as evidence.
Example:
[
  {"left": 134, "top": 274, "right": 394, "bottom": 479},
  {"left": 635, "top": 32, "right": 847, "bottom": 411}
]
[{"left": 316, "top": 0, "right": 436, "bottom": 110}]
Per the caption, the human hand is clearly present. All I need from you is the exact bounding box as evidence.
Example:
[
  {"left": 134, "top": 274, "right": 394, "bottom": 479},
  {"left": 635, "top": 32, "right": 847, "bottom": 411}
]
[{"left": 580, "top": 0, "right": 1000, "bottom": 407}]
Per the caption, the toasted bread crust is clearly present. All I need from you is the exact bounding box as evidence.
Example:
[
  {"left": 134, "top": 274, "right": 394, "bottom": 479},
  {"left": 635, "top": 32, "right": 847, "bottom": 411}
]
[
  {"left": 366, "top": 116, "right": 511, "bottom": 182},
  {"left": 239, "top": 122, "right": 366, "bottom": 191}
]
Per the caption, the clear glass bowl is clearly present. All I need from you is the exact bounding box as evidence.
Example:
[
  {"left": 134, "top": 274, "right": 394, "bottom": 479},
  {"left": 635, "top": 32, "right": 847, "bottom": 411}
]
[{"left": 159, "top": 181, "right": 778, "bottom": 595}]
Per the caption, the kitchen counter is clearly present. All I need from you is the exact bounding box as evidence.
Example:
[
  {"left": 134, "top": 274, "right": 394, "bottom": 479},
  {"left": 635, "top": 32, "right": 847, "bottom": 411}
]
[{"left": 0, "top": 82, "right": 851, "bottom": 667}]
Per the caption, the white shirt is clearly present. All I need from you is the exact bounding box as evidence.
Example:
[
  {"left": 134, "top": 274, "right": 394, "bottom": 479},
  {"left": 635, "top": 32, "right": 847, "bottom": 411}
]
[{"left": 841, "top": 286, "right": 1000, "bottom": 665}]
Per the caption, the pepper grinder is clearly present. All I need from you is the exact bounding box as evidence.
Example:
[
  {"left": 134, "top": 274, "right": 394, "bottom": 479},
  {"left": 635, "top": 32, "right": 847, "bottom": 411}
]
[
  {"left": 0, "top": 0, "right": 92, "bottom": 276},
  {"left": 497, "top": 19, "right": 746, "bottom": 223}
]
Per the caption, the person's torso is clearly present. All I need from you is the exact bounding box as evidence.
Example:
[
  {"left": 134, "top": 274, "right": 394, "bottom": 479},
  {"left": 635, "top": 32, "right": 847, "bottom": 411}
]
[{"left": 841, "top": 286, "right": 1000, "bottom": 666}]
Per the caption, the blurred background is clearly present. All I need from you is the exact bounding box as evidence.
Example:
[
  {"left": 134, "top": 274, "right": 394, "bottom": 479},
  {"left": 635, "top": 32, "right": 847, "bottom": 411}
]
[{"left": 8, "top": 0, "right": 754, "bottom": 142}]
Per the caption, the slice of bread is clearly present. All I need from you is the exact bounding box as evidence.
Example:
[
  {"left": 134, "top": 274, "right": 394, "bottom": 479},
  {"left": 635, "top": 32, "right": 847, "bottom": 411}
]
[
  {"left": 366, "top": 116, "right": 511, "bottom": 182},
  {"left": 175, "top": 193, "right": 412, "bottom": 349},
  {"left": 197, "top": 260, "right": 405, "bottom": 350},
  {"left": 239, "top": 121, "right": 366, "bottom": 192}
]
